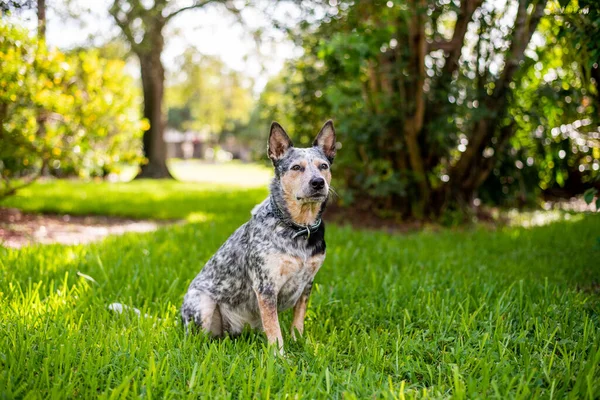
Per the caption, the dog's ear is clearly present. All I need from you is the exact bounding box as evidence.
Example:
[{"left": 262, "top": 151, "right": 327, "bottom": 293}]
[
  {"left": 313, "top": 120, "right": 336, "bottom": 162},
  {"left": 268, "top": 122, "right": 293, "bottom": 162}
]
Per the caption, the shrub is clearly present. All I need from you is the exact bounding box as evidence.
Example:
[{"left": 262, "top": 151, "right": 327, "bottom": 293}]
[{"left": 0, "top": 21, "right": 144, "bottom": 198}]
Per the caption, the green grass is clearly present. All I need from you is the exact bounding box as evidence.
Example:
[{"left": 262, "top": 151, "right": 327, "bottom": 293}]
[
  {"left": 1, "top": 180, "right": 600, "bottom": 399},
  {"left": 111, "top": 160, "right": 273, "bottom": 187}
]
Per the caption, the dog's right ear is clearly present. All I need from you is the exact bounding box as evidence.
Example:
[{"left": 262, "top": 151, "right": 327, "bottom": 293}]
[{"left": 268, "top": 122, "right": 293, "bottom": 162}]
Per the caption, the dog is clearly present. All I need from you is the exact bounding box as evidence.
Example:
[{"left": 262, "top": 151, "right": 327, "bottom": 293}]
[{"left": 181, "top": 120, "right": 336, "bottom": 352}]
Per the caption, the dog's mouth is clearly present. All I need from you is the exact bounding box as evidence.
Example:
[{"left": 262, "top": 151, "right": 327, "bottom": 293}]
[{"left": 296, "top": 194, "right": 327, "bottom": 203}]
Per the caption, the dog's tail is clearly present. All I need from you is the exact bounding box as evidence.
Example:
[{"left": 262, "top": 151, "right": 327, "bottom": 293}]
[{"left": 108, "top": 303, "right": 153, "bottom": 319}]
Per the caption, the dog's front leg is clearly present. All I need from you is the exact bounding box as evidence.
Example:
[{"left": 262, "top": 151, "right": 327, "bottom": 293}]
[
  {"left": 254, "top": 287, "right": 284, "bottom": 353},
  {"left": 291, "top": 281, "right": 313, "bottom": 339}
]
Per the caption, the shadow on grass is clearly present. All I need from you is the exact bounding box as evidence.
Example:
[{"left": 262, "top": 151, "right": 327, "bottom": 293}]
[{"left": 0, "top": 179, "right": 268, "bottom": 221}]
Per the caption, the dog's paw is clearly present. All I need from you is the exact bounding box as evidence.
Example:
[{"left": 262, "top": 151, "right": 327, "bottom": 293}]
[
  {"left": 290, "top": 327, "right": 303, "bottom": 341},
  {"left": 266, "top": 341, "right": 285, "bottom": 357}
]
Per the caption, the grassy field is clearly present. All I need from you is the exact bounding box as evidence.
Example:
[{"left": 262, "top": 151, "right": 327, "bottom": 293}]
[
  {"left": 169, "top": 160, "right": 273, "bottom": 188},
  {"left": 1, "top": 178, "right": 600, "bottom": 398},
  {"left": 112, "top": 160, "right": 273, "bottom": 187}
]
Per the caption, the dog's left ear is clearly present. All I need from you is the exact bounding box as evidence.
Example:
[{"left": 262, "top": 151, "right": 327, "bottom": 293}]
[{"left": 313, "top": 120, "right": 336, "bottom": 163}]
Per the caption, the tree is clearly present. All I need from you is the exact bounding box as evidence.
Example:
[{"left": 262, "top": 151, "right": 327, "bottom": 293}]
[
  {"left": 478, "top": 0, "right": 600, "bottom": 206},
  {"left": 108, "top": 0, "right": 243, "bottom": 178},
  {"left": 287, "top": 0, "right": 550, "bottom": 218}
]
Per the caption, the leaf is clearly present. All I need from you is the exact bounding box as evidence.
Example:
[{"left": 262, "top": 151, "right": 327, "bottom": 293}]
[
  {"left": 583, "top": 188, "right": 597, "bottom": 205},
  {"left": 558, "top": 0, "right": 572, "bottom": 8}
]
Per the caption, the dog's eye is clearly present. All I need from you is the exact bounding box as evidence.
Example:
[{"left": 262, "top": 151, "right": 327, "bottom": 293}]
[
  {"left": 291, "top": 165, "right": 302, "bottom": 171},
  {"left": 320, "top": 163, "right": 329, "bottom": 170}
]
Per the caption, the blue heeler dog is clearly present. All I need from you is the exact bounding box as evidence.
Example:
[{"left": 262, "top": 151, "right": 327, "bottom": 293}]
[{"left": 181, "top": 120, "right": 337, "bottom": 352}]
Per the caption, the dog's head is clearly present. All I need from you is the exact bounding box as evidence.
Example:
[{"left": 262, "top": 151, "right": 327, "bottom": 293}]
[{"left": 268, "top": 121, "right": 336, "bottom": 222}]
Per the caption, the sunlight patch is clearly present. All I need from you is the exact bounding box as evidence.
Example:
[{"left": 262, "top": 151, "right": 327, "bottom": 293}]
[
  {"left": 186, "top": 212, "right": 213, "bottom": 223},
  {"left": 507, "top": 210, "right": 585, "bottom": 228}
]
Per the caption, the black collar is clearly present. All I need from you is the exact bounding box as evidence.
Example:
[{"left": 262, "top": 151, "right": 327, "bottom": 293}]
[{"left": 269, "top": 196, "right": 322, "bottom": 239}]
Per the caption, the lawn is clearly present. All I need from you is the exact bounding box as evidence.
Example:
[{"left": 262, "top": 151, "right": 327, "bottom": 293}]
[
  {"left": 1, "top": 177, "right": 600, "bottom": 398},
  {"left": 109, "top": 160, "right": 273, "bottom": 187}
]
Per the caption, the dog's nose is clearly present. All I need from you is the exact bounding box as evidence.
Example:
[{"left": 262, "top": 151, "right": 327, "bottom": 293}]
[{"left": 310, "top": 177, "right": 325, "bottom": 190}]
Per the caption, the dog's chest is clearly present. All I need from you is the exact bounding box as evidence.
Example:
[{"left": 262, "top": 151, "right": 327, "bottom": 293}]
[{"left": 265, "top": 252, "right": 325, "bottom": 309}]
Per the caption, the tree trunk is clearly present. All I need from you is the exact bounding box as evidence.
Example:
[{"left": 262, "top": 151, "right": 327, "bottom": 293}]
[
  {"left": 37, "top": 0, "right": 48, "bottom": 176},
  {"left": 37, "top": 0, "right": 45, "bottom": 40},
  {"left": 137, "top": 51, "right": 172, "bottom": 179},
  {"left": 404, "top": 0, "right": 429, "bottom": 216}
]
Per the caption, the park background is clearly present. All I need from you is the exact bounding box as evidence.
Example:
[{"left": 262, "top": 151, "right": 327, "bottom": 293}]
[{"left": 1, "top": 0, "right": 600, "bottom": 398}]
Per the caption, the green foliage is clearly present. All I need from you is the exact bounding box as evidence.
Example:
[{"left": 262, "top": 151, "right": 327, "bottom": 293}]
[
  {"left": 1, "top": 180, "right": 600, "bottom": 397},
  {"left": 0, "top": 21, "right": 144, "bottom": 198},
  {"left": 479, "top": 0, "right": 600, "bottom": 207},
  {"left": 236, "top": 74, "right": 296, "bottom": 159},
  {"left": 166, "top": 50, "right": 254, "bottom": 137},
  {"left": 583, "top": 187, "right": 600, "bottom": 210},
  {"left": 564, "top": 0, "right": 600, "bottom": 75}
]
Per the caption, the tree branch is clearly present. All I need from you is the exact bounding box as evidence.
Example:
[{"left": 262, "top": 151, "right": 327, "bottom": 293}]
[
  {"left": 428, "top": 38, "right": 457, "bottom": 52},
  {"left": 164, "top": 0, "right": 218, "bottom": 21},
  {"left": 0, "top": 160, "right": 47, "bottom": 200},
  {"left": 440, "top": 0, "right": 483, "bottom": 77},
  {"left": 109, "top": 0, "right": 140, "bottom": 52},
  {"left": 469, "top": 122, "right": 515, "bottom": 189},
  {"left": 449, "top": 0, "right": 547, "bottom": 186},
  {"left": 0, "top": 106, "right": 49, "bottom": 199},
  {"left": 493, "top": 0, "right": 547, "bottom": 99}
]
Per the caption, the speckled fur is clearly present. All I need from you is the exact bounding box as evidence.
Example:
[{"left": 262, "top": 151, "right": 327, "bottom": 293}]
[{"left": 181, "top": 121, "right": 337, "bottom": 351}]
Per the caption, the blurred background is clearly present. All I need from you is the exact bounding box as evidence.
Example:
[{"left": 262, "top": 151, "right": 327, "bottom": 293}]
[{"left": 1, "top": 0, "right": 599, "bottom": 225}]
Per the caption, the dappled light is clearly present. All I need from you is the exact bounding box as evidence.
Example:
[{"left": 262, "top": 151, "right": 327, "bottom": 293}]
[
  {"left": 506, "top": 209, "right": 585, "bottom": 228},
  {"left": 168, "top": 160, "right": 273, "bottom": 188},
  {"left": 0, "top": 208, "right": 163, "bottom": 247}
]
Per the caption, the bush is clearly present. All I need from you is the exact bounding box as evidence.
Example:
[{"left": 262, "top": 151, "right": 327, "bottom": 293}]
[{"left": 0, "top": 21, "right": 144, "bottom": 198}]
